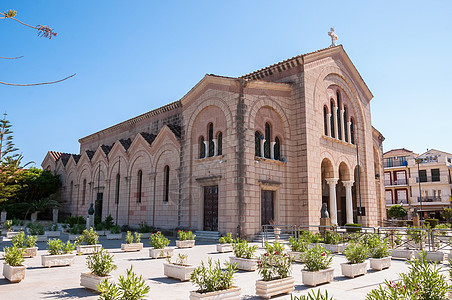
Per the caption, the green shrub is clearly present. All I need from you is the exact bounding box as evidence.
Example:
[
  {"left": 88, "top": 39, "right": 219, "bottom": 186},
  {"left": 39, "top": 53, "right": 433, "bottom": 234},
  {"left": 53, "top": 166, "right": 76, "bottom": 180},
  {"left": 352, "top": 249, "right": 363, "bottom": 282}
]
[
  {"left": 149, "top": 231, "right": 169, "bottom": 249},
  {"left": 177, "top": 230, "right": 195, "bottom": 241},
  {"left": 4, "top": 220, "right": 12, "bottom": 230},
  {"left": 95, "top": 222, "right": 105, "bottom": 231},
  {"left": 64, "top": 216, "right": 85, "bottom": 227},
  {"left": 345, "top": 223, "right": 362, "bottom": 233},
  {"left": 11, "top": 231, "right": 25, "bottom": 248},
  {"left": 98, "top": 266, "right": 150, "bottom": 300},
  {"left": 344, "top": 242, "right": 368, "bottom": 264},
  {"left": 86, "top": 247, "right": 117, "bottom": 277},
  {"left": 264, "top": 241, "right": 285, "bottom": 254},
  {"left": 47, "top": 239, "right": 74, "bottom": 255},
  {"left": 257, "top": 250, "right": 293, "bottom": 281},
  {"left": 3, "top": 246, "right": 25, "bottom": 266},
  {"left": 109, "top": 225, "right": 121, "bottom": 234},
  {"left": 288, "top": 236, "right": 308, "bottom": 253},
  {"left": 407, "top": 226, "right": 427, "bottom": 244},
  {"left": 424, "top": 219, "right": 439, "bottom": 228},
  {"left": 291, "top": 289, "right": 335, "bottom": 300},
  {"left": 190, "top": 258, "right": 237, "bottom": 293},
  {"left": 68, "top": 224, "right": 85, "bottom": 234},
  {"left": 232, "top": 239, "right": 258, "bottom": 259},
  {"left": 138, "top": 222, "right": 152, "bottom": 233},
  {"left": 323, "top": 231, "right": 342, "bottom": 245},
  {"left": 48, "top": 224, "right": 58, "bottom": 231},
  {"left": 298, "top": 230, "right": 322, "bottom": 243},
  {"left": 125, "top": 231, "right": 142, "bottom": 244},
  {"left": 301, "top": 244, "right": 333, "bottom": 272},
  {"left": 27, "top": 222, "right": 45, "bottom": 235},
  {"left": 219, "top": 233, "right": 234, "bottom": 244},
  {"left": 26, "top": 235, "right": 37, "bottom": 248},
  {"left": 76, "top": 227, "right": 99, "bottom": 245},
  {"left": 387, "top": 204, "right": 407, "bottom": 219},
  {"left": 367, "top": 234, "right": 390, "bottom": 259},
  {"left": 104, "top": 215, "right": 114, "bottom": 230}
]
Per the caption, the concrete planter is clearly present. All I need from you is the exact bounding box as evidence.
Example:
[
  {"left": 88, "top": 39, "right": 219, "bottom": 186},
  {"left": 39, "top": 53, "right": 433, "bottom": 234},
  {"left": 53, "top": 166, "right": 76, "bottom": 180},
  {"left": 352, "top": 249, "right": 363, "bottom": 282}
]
[
  {"left": 68, "top": 234, "right": 82, "bottom": 241},
  {"left": 324, "top": 244, "right": 345, "bottom": 253},
  {"left": 96, "top": 230, "right": 108, "bottom": 236},
  {"left": 80, "top": 272, "right": 112, "bottom": 292},
  {"left": 77, "top": 244, "right": 102, "bottom": 255},
  {"left": 3, "top": 263, "right": 26, "bottom": 283},
  {"left": 256, "top": 276, "right": 295, "bottom": 299},
  {"left": 288, "top": 251, "right": 304, "bottom": 263},
  {"left": 41, "top": 253, "right": 76, "bottom": 267},
  {"left": 106, "top": 233, "right": 122, "bottom": 240},
  {"left": 414, "top": 250, "right": 444, "bottom": 262},
  {"left": 6, "top": 231, "right": 20, "bottom": 239},
  {"left": 149, "top": 248, "right": 174, "bottom": 259},
  {"left": 44, "top": 230, "right": 61, "bottom": 237},
  {"left": 163, "top": 262, "right": 195, "bottom": 281},
  {"left": 369, "top": 257, "right": 391, "bottom": 271},
  {"left": 189, "top": 286, "right": 241, "bottom": 300},
  {"left": 390, "top": 249, "right": 413, "bottom": 260},
  {"left": 140, "top": 233, "right": 151, "bottom": 239},
  {"left": 341, "top": 262, "right": 367, "bottom": 278},
  {"left": 301, "top": 268, "right": 334, "bottom": 287},
  {"left": 176, "top": 240, "right": 195, "bottom": 248},
  {"left": 121, "top": 243, "right": 143, "bottom": 252},
  {"left": 216, "top": 244, "right": 233, "bottom": 253},
  {"left": 36, "top": 235, "right": 48, "bottom": 242},
  {"left": 229, "top": 256, "right": 258, "bottom": 271},
  {"left": 23, "top": 247, "right": 38, "bottom": 258}
]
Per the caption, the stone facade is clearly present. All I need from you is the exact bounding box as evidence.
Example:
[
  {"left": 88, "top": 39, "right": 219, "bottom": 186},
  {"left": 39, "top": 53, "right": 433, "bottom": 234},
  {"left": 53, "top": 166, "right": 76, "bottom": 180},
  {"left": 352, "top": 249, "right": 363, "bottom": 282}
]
[{"left": 42, "top": 45, "right": 385, "bottom": 238}]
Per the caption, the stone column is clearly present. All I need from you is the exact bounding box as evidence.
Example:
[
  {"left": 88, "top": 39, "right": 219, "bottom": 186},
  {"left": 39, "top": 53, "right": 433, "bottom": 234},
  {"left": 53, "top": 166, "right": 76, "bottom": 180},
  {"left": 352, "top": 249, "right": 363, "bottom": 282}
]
[
  {"left": 203, "top": 141, "right": 208, "bottom": 158},
  {"left": 212, "top": 139, "right": 218, "bottom": 156},
  {"left": 270, "top": 142, "right": 276, "bottom": 159},
  {"left": 326, "top": 178, "right": 339, "bottom": 225},
  {"left": 347, "top": 121, "right": 352, "bottom": 144},
  {"left": 340, "top": 109, "right": 345, "bottom": 141},
  {"left": 343, "top": 180, "right": 354, "bottom": 224},
  {"left": 260, "top": 139, "right": 266, "bottom": 158},
  {"left": 333, "top": 106, "right": 338, "bottom": 139},
  {"left": 327, "top": 114, "right": 332, "bottom": 136}
]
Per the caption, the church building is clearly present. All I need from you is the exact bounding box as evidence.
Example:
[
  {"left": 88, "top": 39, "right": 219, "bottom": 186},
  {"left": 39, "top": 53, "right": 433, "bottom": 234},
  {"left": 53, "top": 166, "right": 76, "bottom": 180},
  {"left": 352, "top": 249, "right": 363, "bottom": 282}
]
[{"left": 42, "top": 44, "right": 385, "bottom": 238}]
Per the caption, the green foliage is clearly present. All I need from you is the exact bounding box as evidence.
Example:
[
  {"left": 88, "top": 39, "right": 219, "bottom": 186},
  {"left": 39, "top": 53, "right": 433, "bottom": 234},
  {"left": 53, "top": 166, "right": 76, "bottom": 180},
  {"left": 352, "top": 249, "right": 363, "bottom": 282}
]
[
  {"left": 76, "top": 227, "right": 99, "bottom": 245},
  {"left": 232, "top": 239, "right": 258, "bottom": 259},
  {"left": 177, "top": 230, "right": 195, "bottom": 241},
  {"left": 166, "top": 253, "right": 188, "bottom": 266},
  {"left": 64, "top": 216, "right": 85, "bottom": 227},
  {"left": 219, "top": 233, "right": 234, "bottom": 244},
  {"left": 291, "top": 289, "right": 335, "bottom": 300},
  {"left": 27, "top": 222, "right": 44, "bottom": 235},
  {"left": 138, "top": 222, "right": 151, "bottom": 233},
  {"left": 86, "top": 247, "right": 117, "bottom": 277},
  {"left": 104, "top": 215, "right": 114, "bottom": 230},
  {"left": 257, "top": 250, "right": 293, "bottom": 281},
  {"left": 190, "top": 258, "right": 237, "bottom": 293},
  {"left": 345, "top": 223, "right": 362, "bottom": 232},
  {"left": 11, "top": 231, "right": 25, "bottom": 248},
  {"left": 424, "top": 219, "right": 439, "bottom": 228},
  {"left": 149, "top": 231, "right": 169, "bottom": 249},
  {"left": 125, "top": 231, "right": 142, "bottom": 244},
  {"left": 47, "top": 238, "right": 75, "bottom": 255},
  {"left": 264, "top": 241, "right": 285, "bottom": 254},
  {"left": 367, "top": 234, "right": 390, "bottom": 259},
  {"left": 289, "top": 236, "right": 308, "bottom": 253},
  {"left": 298, "top": 230, "right": 322, "bottom": 243},
  {"left": 323, "top": 231, "right": 342, "bottom": 245},
  {"left": 407, "top": 226, "right": 427, "bottom": 244},
  {"left": 97, "top": 266, "right": 150, "bottom": 300},
  {"left": 4, "top": 219, "right": 12, "bottom": 230},
  {"left": 95, "top": 222, "right": 105, "bottom": 231},
  {"left": 301, "top": 244, "right": 333, "bottom": 272},
  {"left": 441, "top": 208, "right": 452, "bottom": 221},
  {"left": 109, "top": 225, "right": 121, "bottom": 234},
  {"left": 48, "top": 223, "right": 58, "bottom": 231},
  {"left": 12, "top": 218, "right": 24, "bottom": 226},
  {"left": 344, "top": 242, "right": 368, "bottom": 264},
  {"left": 68, "top": 224, "right": 85, "bottom": 234},
  {"left": 134, "top": 232, "right": 142, "bottom": 244},
  {"left": 366, "top": 251, "right": 450, "bottom": 300},
  {"left": 387, "top": 205, "right": 407, "bottom": 219},
  {"left": 25, "top": 235, "right": 37, "bottom": 248},
  {"left": 3, "top": 246, "right": 25, "bottom": 266},
  {"left": 98, "top": 279, "right": 121, "bottom": 300}
]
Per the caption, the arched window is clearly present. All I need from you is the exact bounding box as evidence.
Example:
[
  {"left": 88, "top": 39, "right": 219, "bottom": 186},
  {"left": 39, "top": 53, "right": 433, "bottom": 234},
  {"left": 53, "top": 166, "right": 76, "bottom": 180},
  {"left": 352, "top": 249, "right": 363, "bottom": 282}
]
[
  {"left": 115, "top": 173, "right": 120, "bottom": 204},
  {"left": 275, "top": 137, "right": 281, "bottom": 160},
  {"left": 350, "top": 118, "right": 355, "bottom": 144},
  {"left": 208, "top": 123, "right": 214, "bottom": 157},
  {"left": 137, "top": 170, "right": 142, "bottom": 203},
  {"left": 264, "top": 122, "right": 271, "bottom": 158},
  {"left": 199, "top": 136, "right": 205, "bottom": 158},
  {"left": 82, "top": 179, "right": 86, "bottom": 205},
  {"left": 336, "top": 91, "right": 342, "bottom": 140},
  {"left": 343, "top": 106, "right": 348, "bottom": 143},
  {"left": 217, "top": 132, "right": 223, "bottom": 156},
  {"left": 330, "top": 99, "right": 335, "bottom": 138},
  {"left": 164, "top": 165, "right": 169, "bottom": 202},
  {"left": 70, "top": 181, "right": 73, "bottom": 203},
  {"left": 255, "top": 131, "right": 262, "bottom": 157},
  {"left": 323, "top": 106, "right": 328, "bottom": 135}
]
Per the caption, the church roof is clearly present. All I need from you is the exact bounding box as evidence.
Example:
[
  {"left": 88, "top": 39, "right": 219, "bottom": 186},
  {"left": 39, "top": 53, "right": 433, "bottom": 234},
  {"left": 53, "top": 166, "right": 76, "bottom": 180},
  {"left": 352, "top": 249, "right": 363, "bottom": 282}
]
[{"left": 119, "top": 138, "right": 132, "bottom": 151}]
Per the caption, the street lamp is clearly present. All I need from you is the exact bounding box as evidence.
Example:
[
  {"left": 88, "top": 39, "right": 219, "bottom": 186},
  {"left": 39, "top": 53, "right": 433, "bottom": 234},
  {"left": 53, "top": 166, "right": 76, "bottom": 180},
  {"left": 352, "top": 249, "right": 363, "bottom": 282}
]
[{"left": 415, "top": 158, "right": 423, "bottom": 220}]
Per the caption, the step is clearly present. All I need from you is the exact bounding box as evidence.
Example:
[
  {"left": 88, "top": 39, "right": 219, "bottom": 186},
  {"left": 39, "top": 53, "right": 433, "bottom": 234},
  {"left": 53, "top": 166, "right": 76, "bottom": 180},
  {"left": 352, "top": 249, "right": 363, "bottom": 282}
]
[{"left": 194, "top": 231, "right": 221, "bottom": 241}]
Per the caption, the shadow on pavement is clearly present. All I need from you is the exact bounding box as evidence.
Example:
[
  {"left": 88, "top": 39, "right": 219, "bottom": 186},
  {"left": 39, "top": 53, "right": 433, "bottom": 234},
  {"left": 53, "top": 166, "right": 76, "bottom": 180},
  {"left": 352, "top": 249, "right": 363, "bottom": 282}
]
[
  {"left": 40, "top": 287, "right": 94, "bottom": 298},
  {"left": 149, "top": 276, "right": 180, "bottom": 284}
]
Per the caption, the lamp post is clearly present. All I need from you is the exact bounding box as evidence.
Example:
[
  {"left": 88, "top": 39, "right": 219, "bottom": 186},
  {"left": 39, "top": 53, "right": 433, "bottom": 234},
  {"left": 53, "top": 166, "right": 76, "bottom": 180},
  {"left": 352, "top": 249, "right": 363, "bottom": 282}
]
[
  {"left": 115, "top": 157, "right": 120, "bottom": 226},
  {"left": 356, "top": 143, "right": 362, "bottom": 225},
  {"left": 415, "top": 158, "right": 423, "bottom": 220}
]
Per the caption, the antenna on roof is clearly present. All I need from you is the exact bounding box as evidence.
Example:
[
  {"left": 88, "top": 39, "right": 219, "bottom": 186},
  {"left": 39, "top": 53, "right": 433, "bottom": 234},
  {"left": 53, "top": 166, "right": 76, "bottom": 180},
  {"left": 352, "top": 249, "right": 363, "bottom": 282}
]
[{"left": 328, "top": 27, "right": 338, "bottom": 47}]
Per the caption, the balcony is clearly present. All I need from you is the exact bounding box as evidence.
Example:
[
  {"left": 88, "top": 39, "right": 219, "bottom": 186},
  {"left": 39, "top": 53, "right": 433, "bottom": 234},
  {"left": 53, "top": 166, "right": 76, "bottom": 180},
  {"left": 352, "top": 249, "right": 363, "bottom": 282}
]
[
  {"left": 415, "top": 176, "right": 441, "bottom": 183},
  {"left": 384, "top": 179, "right": 407, "bottom": 186},
  {"left": 414, "top": 196, "right": 443, "bottom": 203},
  {"left": 384, "top": 161, "right": 408, "bottom": 168}
]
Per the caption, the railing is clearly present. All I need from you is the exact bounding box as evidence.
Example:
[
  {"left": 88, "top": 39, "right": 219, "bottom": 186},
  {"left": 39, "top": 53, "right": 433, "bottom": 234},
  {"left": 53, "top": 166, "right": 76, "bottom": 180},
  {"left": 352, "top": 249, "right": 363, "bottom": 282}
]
[
  {"left": 384, "top": 179, "right": 407, "bottom": 186},
  {"left": 384, "top": 161, "right": 408, "bottom": 168}
]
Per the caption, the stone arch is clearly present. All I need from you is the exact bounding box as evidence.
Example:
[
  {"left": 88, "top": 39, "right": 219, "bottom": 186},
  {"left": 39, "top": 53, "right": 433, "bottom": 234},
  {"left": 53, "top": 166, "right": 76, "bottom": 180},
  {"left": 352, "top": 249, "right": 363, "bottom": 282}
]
[
  {"left": 249, "top": 98, "right": 291, "bottom": 140},
  {"left": 321, "top": 157, "right": 335, "bottom": 179},
  {"left": 338, "top": 161, "right": 352, "bottom": 181}
]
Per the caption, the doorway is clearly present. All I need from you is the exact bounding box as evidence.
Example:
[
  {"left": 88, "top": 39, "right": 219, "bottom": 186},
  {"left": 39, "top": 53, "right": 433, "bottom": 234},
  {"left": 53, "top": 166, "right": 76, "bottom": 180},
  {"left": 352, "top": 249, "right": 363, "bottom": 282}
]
[
  {"left": 95, "top": 192, "right": 103, "bottom": 219},
  {"left": 261, "top": 190, "right": 275, "bottom": 226},
  {"left": 203, "top": 186, "right": 218, "bottom": 231}
]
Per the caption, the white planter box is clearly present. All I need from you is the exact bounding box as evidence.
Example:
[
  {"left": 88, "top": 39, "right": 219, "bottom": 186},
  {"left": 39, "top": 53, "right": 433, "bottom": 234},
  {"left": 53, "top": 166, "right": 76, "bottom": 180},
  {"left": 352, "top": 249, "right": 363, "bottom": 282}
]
[
  {"left": 36, "top": 235, "right": 47, "bottom": 242},
  {"left": 41, "top": 253, "right": 76, "bottom": 267},
  {"left": 121, "top": 243, "right": 143, "bottom": 252},
  {"left": 6, "top": 231, "right": 20, "bottom": 238},
  {"left": 288, "top": 251, "right": 304, "bottom": 263},
  {"left": 140, "top": 233, "right": 151, "bottom": 239},
  {"left": 390, "top": 249, "right": 413, "bottom": 260},
  {"left": 189, "top": 286, "right": 241, "bottom": 300},
  {"left": 216, "top": 244, "right": 233, "bottom": 253},
  {"left": 341, "top": 262, "right": 367, "bottom": 278},
  {"left": 23, "top": 247, "right": 38, "bottom": 258},
  {"left": 68, "top": 234, "right": 82, "bottom": 241},
  {"left": 176, "top": 240, "right": 195, "bottom": 248},
  {"left": 80, "top": 272, "right": 112, "bottom": 292},
  {"left": 369, "top": 257, "right": 391, "bottom": 271},
  {"left": 229, "top": 256, "right": 258, "bottom": 271},
  {"left": 414, "top": 250, "right": 444, "bottom": 262},
  {"left": 256, "top": 276, "right": 295, "bottom": 299},
  {"left": 3, "top": 263, "right": 26, "bottom": 283},
  {"left": 149, "top": 248, "right": 174, "bottom": 259},
  {"left": 96, "top": 230, "right": 108, "bottom": 236},
  {"left": 323, "top": 244, "right": 343, "bottom": 253},
  {"left": 106, "top": 233, "right": 122, "bottom": 240},
  {"left": 45, "top": 230, "right": 61, "bottom": 237},
  {"left": 163, "top": 262, "right": 195, "bottom": 281},
  {"left": 77, "top": 244, "right": 102, "bottom": 255},
  {"left": 301, "top": 268, "right": 334, "bottom": 287}
]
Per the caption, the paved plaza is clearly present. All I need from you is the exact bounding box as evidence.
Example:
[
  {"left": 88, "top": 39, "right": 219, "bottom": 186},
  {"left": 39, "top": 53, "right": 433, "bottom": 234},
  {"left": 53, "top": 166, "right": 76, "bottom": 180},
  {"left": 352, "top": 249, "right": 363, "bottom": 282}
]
[{"left": 0, "top": 235, "right": 450, "bottom": 299}]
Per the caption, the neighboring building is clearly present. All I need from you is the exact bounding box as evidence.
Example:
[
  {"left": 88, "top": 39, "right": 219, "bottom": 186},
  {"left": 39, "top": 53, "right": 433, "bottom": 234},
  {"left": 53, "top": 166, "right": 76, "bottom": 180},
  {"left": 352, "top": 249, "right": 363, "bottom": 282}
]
[
  {"left": 42, "top": 45, "right": 385, "bottom": 238},
  {"left": 384, "top": 148, "right": 452, "bottom": 218}
]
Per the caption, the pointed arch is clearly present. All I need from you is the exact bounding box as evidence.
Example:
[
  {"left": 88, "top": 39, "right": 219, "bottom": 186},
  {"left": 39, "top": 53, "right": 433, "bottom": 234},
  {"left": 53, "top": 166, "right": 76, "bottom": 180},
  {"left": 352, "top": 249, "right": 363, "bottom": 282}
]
[{"left": 330, "top": 99, "right": 335, "bottom": 138}]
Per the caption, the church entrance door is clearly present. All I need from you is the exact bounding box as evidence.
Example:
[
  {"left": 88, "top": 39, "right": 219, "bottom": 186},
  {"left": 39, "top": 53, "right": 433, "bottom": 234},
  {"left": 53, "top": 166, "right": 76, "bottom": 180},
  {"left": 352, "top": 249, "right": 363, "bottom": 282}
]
[
  {"left": 95, "top": 192, "right": 103, "bottom": 219},
  {"left": 203, "top": 186, "right": 218, "bottom": 231},
  {"left": 261, "top": 190, "right": 274, "bottom": 226}
]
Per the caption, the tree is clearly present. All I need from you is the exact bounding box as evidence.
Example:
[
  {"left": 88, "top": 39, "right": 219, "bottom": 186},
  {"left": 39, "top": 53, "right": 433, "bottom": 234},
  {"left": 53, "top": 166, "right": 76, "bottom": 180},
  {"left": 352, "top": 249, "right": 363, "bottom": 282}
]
[
  {"left": 387, "top": 204, "right": 408, "bottom": 219},
  {"left": 1, "top": 9, "right": 75, "bottom": 86},
  {"left": 0, "top": 113, "right": 19, "bottom": 163}
]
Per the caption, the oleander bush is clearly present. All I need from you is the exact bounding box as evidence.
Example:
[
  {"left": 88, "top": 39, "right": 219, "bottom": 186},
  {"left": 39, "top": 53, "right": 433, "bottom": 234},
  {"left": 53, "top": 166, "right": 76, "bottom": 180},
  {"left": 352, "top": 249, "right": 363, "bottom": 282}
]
[
  {"left": 86, "top": 247, "right": 117, "bottom": 277},
  {"left": 264, "top": 240, "right": 285, "bottom": 254},
  {"left": 288, "top": 236, "right": 308, "bottom": 253},
  {"left": 76, "top": 227, "right": 99, "bottom": 245},
  {"left": 3, "top": 246, "right": 25, "bottom": 266},
  {"left": 302, "top": 244, "right": 333, "bottom": 272},
  {"left": 27, "top": 222, "right": 45, "bottom": 235},
  {"left": 367, "top": 235, "right": 390, "bottom": 259},
  {"left": 343, "top": 242, "right": 368, "bottom": 264},
  {"left": 138, "top": 221, "right": 152, "bottom": 233},
  {"left": 47, "top": 239, "right": 75, "bottom": 255},
  {"left": 177, "top": 230, "right": 195, "bottom": 241},
  {"left": 26, "top": 235, "right": 37, "bottom": 248},
  {"left": 291, "top": 289, "right": 335, "bottom": 300},
  {"left": 219, "top": 233, "right": 234, "bottom": 244},
  {"left": 323, "top": 231, "right": 342, "bottom": 245},
  {"left": 232, "top": 239, "right": 258, "bottom": 259},
  {"left": 125, "top": 231, "right": 142, "bottom": 244},
  {"left": 98, "top": 266, "right": 150, "bottom": 300},
  {"left": 190, "top": 258, "right": 237, "bottom": 293},
  {"left": 11, "top": 231, "right": 25, "bottom": 248},
  {"left": 149, "top": 231, "right": 169, "bottom": 249},
  {"left": 257, "top": 250, "right": 293, "bottom": 281},
  {"left": 109, "top": 225, "right": 121, "bottom": 234}
]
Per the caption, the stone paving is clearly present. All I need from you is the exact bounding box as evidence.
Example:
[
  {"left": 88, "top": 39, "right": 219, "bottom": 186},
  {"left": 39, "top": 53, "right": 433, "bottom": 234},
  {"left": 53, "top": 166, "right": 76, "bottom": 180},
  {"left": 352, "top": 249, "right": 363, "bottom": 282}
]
[{"left": 0, "top": 235, "right": 450, "bottom": 299}]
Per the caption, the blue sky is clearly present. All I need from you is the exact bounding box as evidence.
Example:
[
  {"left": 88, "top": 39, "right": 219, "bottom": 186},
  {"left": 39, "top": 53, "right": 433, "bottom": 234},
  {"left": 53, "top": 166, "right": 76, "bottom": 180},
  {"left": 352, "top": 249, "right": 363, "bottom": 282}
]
[{"left": 2, "top": 1, "right": 451, "bottom": 166}]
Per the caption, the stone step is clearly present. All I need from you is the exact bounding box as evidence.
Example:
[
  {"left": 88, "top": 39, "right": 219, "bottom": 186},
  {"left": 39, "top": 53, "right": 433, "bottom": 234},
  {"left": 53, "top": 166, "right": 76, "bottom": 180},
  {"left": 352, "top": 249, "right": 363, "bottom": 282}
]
[{"left": 194, "top": 231, "right": 221, "bottom": 241}]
